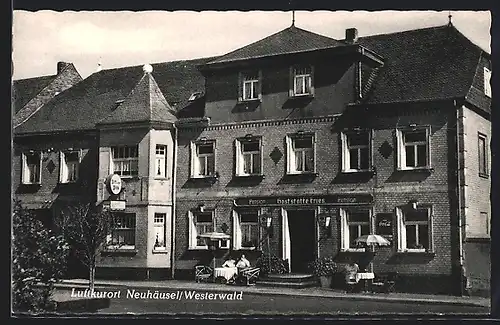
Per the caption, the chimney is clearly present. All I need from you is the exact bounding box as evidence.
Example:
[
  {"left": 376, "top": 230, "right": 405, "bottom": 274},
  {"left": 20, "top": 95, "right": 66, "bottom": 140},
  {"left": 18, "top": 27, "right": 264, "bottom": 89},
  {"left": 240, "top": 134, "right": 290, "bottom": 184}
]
[
  {"left": 345, "top": 28, "right": 358, "bottom": 44},
  {"left": 57, "top": 61, "right": 70, "bottom": 74}
]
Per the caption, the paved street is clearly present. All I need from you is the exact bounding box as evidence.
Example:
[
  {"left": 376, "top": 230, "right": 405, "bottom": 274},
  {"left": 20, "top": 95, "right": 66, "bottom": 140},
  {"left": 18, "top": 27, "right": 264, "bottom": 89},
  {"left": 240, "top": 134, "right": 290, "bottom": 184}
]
[{"left": 80, "top": 289, "right": 489, "bottom": 316}]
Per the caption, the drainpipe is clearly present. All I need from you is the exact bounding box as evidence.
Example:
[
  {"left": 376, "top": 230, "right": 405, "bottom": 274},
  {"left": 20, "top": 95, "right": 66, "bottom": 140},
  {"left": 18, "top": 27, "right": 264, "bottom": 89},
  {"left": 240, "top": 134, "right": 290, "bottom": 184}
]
[
  {"left": 170, "top": 125, "right": 178, "bottom": 279},
  {"left": 455, "top": 100, "right": 466, "bottom": 296}
]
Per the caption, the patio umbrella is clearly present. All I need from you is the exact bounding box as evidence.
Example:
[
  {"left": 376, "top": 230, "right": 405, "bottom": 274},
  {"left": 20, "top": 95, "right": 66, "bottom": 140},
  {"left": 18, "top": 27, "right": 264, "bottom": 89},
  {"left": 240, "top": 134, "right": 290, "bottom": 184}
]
[
  {"left": 354, "top": 234, "right": 390, "bottom": 247},
  {"left": 197, "top": 232, "right": 231, "bottom": 268},
  {"left": 354, "top": 234, "right": 390, "bottom": 273}
]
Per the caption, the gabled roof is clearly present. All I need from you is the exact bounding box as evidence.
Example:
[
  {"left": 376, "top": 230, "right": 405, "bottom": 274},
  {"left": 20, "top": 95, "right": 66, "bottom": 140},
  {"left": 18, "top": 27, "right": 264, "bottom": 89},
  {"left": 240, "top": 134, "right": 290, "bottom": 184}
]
[
  {"left": 97, "top": 71, "right": 177, "bottom": 125},
  {"left": 14, "top": 57, "right": 214, "bottom": 134},
  {"left": 207, "top": 25, "right": 343, "bottom": 65},
  {"left": 12, "top": 75, "right": 57, "bottom": 113},
  {"left": 357, "top": 24, "right": 486, "bottom": 105}
]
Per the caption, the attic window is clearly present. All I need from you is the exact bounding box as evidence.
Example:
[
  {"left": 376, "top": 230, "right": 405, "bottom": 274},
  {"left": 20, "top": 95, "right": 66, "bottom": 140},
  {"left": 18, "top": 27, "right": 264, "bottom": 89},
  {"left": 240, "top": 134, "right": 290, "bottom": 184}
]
[
  {"left": 484, "top": 67, "right": 492, "bottom": 98},
  {"left": 188, "top": 92, "right": 203, "bottom": 101},
  {"left": 113, "top": 99, "right": 125, "bottom": 110}
]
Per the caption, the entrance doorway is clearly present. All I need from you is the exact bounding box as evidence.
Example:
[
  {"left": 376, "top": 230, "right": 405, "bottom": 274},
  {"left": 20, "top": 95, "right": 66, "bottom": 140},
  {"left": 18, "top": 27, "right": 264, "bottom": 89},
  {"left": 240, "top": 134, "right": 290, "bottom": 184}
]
[{"left": 287, "top": 209, "right": 316, "bottom": 273}]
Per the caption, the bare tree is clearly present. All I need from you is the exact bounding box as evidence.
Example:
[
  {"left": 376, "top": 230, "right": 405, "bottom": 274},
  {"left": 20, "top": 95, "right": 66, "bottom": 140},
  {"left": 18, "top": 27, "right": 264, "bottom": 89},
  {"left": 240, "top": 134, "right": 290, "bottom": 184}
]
[{"left": 54, "top": 202, "right": 111, "bottom": 291}]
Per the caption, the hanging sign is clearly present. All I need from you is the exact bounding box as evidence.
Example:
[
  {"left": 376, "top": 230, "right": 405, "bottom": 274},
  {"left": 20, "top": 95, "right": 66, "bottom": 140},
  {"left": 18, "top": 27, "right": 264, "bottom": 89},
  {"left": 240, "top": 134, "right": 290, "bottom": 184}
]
[{"left": 106, "top": 174, "right": 122, "bottom": 195}]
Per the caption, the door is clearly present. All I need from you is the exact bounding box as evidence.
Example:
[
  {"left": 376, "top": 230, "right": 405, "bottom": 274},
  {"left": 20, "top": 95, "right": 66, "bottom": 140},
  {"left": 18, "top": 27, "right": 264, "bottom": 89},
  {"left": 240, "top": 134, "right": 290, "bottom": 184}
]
[{"left": 287, "top": 210, "right": 316, "bottom": 273}]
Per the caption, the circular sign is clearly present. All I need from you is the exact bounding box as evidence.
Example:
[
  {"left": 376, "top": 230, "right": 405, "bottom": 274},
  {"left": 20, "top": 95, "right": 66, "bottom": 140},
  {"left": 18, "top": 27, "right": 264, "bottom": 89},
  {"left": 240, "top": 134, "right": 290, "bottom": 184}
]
[{"left": 106, "top": 174, "right": 122, "bottom": 195}]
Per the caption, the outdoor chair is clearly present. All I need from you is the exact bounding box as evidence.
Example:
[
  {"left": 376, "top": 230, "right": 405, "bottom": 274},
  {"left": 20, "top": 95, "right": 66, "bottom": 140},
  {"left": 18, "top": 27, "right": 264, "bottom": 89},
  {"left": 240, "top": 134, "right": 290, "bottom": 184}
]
[
  {"left": 195, "top": 265, "right": 213, "bottom": 283},
  {"left": 371, "top": 272, "right": 397, "bottom": 293},
  {"left": 236, "top": 267, "right": 260, "bottom": 286},
  {"left": 345, "top": 276, "right": 363, "bottom": 293}
]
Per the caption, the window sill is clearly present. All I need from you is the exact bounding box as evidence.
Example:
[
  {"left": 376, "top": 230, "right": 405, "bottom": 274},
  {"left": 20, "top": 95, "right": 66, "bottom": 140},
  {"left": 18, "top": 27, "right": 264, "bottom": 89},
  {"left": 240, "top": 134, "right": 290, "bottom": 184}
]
[
  {"left": 102, "top": 248, "right": 138, "bottom": 255},
  {"left": 188, "top": 247, "right": 209, "bottom": 251},
  {"left": 21, "top": 182, "right": 41, "bottom": 186},
  {"left": 152, "top": 249, "right": 168, "bottom": 254},
  {"left": 234, "top": 174, "right": 264, "bottom": 179},
  {"left": 397, "top": 167, "right": 434, "bottom": 173},
  {"left": 341, "top": 169, "right": 375, "bottom": 175},
  {"left": 118, "top": 175, "right": 140, "bottom": 180},
  {"left": 238, "top": 98, "right": 261, "bottom": 103},
  {"left": 289, "top": 94, "right": 314, "bottom": 99},
  {"left": 239, "top": 246, "right": 258, "bottom": 251},
  {"left": 341, "top": 248, "right": 366, "bottom": 253},
  {"left": 286, "top": 171, "right": 318, "bottom": 176},
  {"left": 154, "top": 177, "right": 169, "bottom": 181},
  {"left": 58, "top": 181, "right": 79, "bottom": 185},
  {"left": 479, "top": 173, "right": 489, "bottom": 179},
  {"left": 396, "top": 250, "right": 435, "bottom": 256}
]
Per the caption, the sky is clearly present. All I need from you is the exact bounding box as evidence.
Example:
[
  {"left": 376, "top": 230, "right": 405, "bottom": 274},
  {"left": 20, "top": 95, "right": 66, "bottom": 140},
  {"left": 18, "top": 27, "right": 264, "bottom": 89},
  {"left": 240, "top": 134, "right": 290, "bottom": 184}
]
[{"left": 12, "top": 10, "right": 491, "bottom": 80}]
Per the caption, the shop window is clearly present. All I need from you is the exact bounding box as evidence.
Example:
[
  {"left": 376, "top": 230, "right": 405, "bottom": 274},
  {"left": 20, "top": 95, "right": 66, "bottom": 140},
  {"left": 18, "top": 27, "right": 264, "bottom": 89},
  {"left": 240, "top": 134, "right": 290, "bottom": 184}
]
[
  {"left": 155, "top": 145, "right": 167, "bottom": 178},
  {"left": 286, "top": 133, "right": 316, "bottom": 174},
  {"left": 154, "top": 213, "right": 167, "bottom": 251},
  {"left": 190, "top": 140, "right": 216, "bottom": 178},
  {"left": 188, "top": 210, "right": 214, "bottom": 249},
  {"left": 396, "top": 206, "right": 433, "bottom": 252},
  {"left": 107, "top": 212, "right": 136, "bottom": 249},
  {"left": 290, "top": 65, "right": 314, "bottom": 97},
  {"left": 341, "top": 130, "right": 372, "bottom": 172},
  {"left": 59, "top": 150, "right": 80, "bottom": 183},
  {"left": 22, "top": 151, "right": 42, "bottom": 184},
  {"left": 235, "top": 137, "right": 262, "bottom": 176},
  {"left": 396, "top": 127, "right": 431, "bottom": 170},
  {"left": 340, "top": 208, "right": 371, "bottom": 251},
  {"left": 484, "top": 67, "right": 491, "bottom": 98},
  {"left": 478, "top": 133, "right": 488, "bottom": 177},
  {"left": 232, "top": 209, "right": 260, "bottom": 250},
  {"left": 239, "top": 70, "right": 261, "bottom": 101},
  {"left": 111, "top": 145, "right": 139, "bottom": 177}
]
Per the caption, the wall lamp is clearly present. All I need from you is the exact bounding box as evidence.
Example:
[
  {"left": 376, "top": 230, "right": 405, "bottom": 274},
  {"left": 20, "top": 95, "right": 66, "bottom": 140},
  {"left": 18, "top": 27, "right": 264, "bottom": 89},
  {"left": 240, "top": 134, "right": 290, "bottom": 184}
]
[
  {"left": 317, "top": 213, "right": 332, "bottom": 238},
  {"left": 197, "top": 204, "right": 205, "bottom": 213},
  {"left": 408, "top": 199, "right": 418, "bottom": 210},
  {"left": 260, "top": 213, "right": 273, "bottom": 238}
]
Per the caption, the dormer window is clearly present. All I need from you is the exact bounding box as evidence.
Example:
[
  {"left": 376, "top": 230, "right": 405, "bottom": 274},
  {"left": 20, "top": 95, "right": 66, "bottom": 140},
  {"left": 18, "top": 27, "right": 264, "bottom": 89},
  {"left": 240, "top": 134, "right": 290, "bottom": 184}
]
[
  {"left": 239, "top": 71, "right": 262, "bottom": 102},
  {"left": 290, "top": 65, "right": 314, "bottom": 97},
  {"left": 484, "top": 67, "right": 492, "bottom": 98},
  {"left": 188, "top": 92, "right": 203, "bottom": 101}
]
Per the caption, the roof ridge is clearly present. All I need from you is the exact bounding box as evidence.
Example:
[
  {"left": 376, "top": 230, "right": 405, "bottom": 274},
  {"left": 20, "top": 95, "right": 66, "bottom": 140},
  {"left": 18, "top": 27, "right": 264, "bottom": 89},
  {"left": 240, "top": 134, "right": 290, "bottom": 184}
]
[
  {"left": 13, "top": 74, "right": 57, "bottom": 83},
  {"left": 358, "top": 23, "right": 449, "bottom": 40}
]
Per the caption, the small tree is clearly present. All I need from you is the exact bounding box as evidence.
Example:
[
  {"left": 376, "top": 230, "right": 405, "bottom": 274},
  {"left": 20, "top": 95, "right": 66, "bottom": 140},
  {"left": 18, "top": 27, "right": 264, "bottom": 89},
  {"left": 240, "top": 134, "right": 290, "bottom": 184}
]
[
  {"left": 54, "top": 201, "right": 111, "bottom": 291},
  {"left": 12, "top": 200, "right": 70, "bottom": 312}
]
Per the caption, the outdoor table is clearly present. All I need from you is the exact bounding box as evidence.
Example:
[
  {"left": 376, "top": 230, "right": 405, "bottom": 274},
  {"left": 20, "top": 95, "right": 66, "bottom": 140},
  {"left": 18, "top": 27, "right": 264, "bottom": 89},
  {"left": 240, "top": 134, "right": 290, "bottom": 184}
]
[
  {"left": 213, "top": 267, "right": 238, "bottom": 283},
  {"left": 356, "top": 272, "right": 375, "bottom": 292}
]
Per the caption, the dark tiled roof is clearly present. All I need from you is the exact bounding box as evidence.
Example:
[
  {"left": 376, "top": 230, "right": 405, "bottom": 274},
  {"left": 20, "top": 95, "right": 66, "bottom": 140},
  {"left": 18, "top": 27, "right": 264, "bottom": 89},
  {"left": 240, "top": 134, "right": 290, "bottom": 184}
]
[
  {"left": 12, "top": 75, "right": 57, "bottom": 113},
  {"left": 357, "top": 24, "right": 484, "bottom": 105},
  {"left": 98, "top": 72, "right": 177, "bottom": 125},
  {"left": 207, "top": 25, "right": 343, "bottom": 65},
  {"left": 15, "top": 57, "right": 215, "bottom": 134}
]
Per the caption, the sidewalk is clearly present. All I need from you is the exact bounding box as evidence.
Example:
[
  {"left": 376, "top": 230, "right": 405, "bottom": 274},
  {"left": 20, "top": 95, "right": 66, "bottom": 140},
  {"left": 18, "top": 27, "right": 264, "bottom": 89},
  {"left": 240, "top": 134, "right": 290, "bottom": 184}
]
[{"left": 57, "top": 279, "right": 491, "bottom": 308}]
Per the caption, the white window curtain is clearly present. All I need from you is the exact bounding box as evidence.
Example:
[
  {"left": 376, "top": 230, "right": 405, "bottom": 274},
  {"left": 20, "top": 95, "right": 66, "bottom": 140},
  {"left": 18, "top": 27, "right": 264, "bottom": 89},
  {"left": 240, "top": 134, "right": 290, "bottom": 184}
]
[
  {"left": 189, "top": 142, "right": 198, "bottom": 178},
  {"left": 341, "top": 132, "right": 349, "bottom": 172},
  {"left": 285, "top": 136, "right": 295, "bottom": 174},
  {"left": 232, "top": 210, "right": 242, "bottom": 250},
  {"left": 339, "top": 208, "right": 350, "bottom": 251},
  {"left": 281, "top": 208, "right": 291, "bottom": 271},
  {"left": 188, "top": 211, "right": 197, "bottom": 249},
  {"left": 396, "top": 207, "right": 406, "bottom": 252},
  {"left": 396, "top": 129, "right": 404, "bottom": 170},
  {"left": 235, "top": 140, "right": 243, "bottom": 176}
]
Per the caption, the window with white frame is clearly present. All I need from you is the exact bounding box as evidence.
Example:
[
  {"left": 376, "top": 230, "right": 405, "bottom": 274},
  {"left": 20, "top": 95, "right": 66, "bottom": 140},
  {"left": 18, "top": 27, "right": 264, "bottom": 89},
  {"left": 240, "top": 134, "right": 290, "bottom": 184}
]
[
  {"left": 235, "top": 137, "right": 262, "bottom": 176},
  {"left": 155, "top": 145, "right": 167, "bottom": 178},
  {"left": 291, "top": 66, "right": 313, "bottom": 96},
  {"left": 59, "top": 150, "right": 80, "bottom": 183},
  {"left": 286, "top": 133, "right": 315, "bottom": 174},
  {"left": 188, "top": 210, "right": 214, "bottom": 249},
  {"left": 478, "top": 133, "right": 488, "bottom": 177},
  {"left": 396, "top": 206, "right": 432, "bottom": 252},
  {"left": 233, "top": 209, "right": 260, "bottom": 249},
  {"left": 111, "top": 145, "right": 139, "bottom": 176},
  {"left": 190, "top": 141, "right": 216, "bottom": 178},
  {"left": 241, "top": 71, "right": 261, "bottom": 101},
  {"left": 341, "top": 131, "right": 371, "bottom": 172},
  {"left": 22, "top": 152, "right": 42, "bottom": 184},
  {"left": 154, "top": 213, "right": 167, "bottom": 250},
  {"left": 396, "top": 128, "right": 430, "bottom": 170},
  {"left": 340, "top": 208, "right": 371, "bottom": 251},
  {"left": 107, "top": 212, "right": 136, "bottom": 249},
  {"left": 484, "top": 67, "right": 492, "bottom": 98},
  {"left": 480, "top": 212, "right": 489, "bottom": 237}
]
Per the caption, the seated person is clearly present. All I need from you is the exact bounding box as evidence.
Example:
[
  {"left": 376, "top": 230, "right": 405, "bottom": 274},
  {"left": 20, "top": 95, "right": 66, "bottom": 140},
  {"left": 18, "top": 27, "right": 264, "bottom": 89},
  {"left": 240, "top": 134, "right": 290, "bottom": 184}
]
[
  {"left": 236, "top": 254, "right": 251, "bottom": 270},
  {"left": 222, "top": 257, "right": 236, "bottom": 268},
  {"left": 344, "top": 260, "right": 360, "bottom": 284}
]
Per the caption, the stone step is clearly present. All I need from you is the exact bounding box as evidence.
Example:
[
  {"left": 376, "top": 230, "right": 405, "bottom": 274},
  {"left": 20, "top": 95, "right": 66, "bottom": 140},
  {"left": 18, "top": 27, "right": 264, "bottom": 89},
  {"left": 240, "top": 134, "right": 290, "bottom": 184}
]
[
  {"left": 261, "top": 273, "right": 315, "bottom": 283},
  {"left": 256, "top": 279, "right": 319, "bottom": 289}
]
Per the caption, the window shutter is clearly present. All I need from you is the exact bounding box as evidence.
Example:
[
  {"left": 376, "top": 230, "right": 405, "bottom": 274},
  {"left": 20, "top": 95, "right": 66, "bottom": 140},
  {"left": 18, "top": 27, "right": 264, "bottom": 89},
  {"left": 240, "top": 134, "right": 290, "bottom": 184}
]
[
  {"left": 289, "top": 66, "right": 294, "bottom": 97},
  {"left": 59, "top": 151, "right": 65, "bottom": 183},
  {"left": 232, "top": 210, "right": 241, "bottom": 250},
  {"left": 396, "top": 129, "right": 403, "bottom": 170},
  {"left": 238, "top": 72, "right": 243, "bottom": 102},
  {"left": 258, "top": 70, "right": 263, "bottom": 100},
  {"left": 309, "top": 65, "right": 315, "bottom": 96},
  {"left": 235, "top": 139, "right": 241, "bottom": 176},
  {"left": 285, "top": 136, "right": 293, "bottom": 174},
  {"left": 188, "top": 211, "right": 196, "bottom": 249},
  {"left": 341, "top": 132, "right": 349, "bottom": 172},
  {"left": 190, "top": 142, "right": 196, "bottom": 178},
  {"left": 21, "top": 153, "right": 26, "bottom": 184}
]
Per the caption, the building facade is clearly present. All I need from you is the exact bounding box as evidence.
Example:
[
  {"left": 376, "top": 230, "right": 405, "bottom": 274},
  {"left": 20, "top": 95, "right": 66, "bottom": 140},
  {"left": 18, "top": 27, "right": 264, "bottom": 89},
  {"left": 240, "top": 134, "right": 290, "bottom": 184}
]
[{"left": 12, "top": 23, "right": 491, "bottom": 295}]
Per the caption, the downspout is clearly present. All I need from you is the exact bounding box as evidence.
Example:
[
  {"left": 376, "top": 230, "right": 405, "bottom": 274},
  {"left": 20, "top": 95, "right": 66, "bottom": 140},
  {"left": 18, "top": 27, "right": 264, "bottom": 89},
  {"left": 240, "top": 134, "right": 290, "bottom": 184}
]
[
  {"left": 455, "top": 100, "right": 466, "bottom": 296},
  {"left": 170, "top": 125, "right": 178, "bottom": 279}
]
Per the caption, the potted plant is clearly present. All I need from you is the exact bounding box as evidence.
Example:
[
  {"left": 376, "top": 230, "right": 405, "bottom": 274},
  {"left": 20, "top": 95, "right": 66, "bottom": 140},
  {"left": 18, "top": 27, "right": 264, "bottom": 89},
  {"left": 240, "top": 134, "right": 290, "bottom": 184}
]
[{"left": 308, "top": 257, "right": 338, "bottom": 288}]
